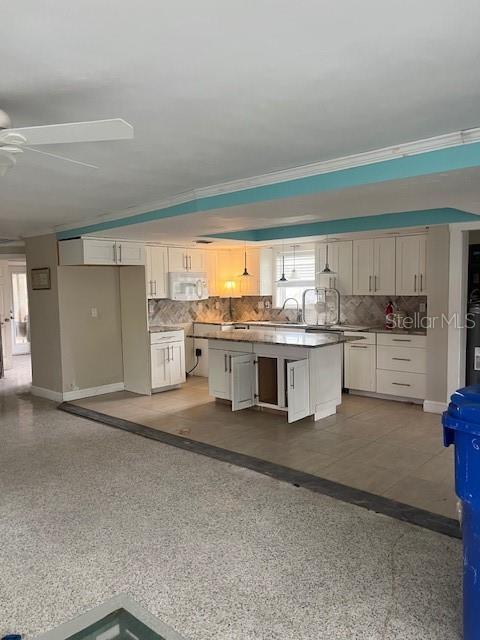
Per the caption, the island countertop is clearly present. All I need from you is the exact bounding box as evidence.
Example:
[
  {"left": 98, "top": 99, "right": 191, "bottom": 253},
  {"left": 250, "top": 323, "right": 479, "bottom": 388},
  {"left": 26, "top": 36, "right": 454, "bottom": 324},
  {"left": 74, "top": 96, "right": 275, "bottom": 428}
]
[{"left": 188, "top": 328, "right": 363, "bottom": 349}]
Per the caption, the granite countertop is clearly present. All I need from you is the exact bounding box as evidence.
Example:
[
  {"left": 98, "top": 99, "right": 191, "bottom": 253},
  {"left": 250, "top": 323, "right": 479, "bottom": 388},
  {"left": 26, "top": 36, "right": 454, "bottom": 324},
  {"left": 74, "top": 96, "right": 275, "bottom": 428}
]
[
  {"left": 192, "top": 320, "right": 427, "bottom": 336},
  {"left": 149, "top": 325, "right": 185, "bottom": 333},
  {"left": 188, "top": 328, "right": 363, "bottom": 349}
]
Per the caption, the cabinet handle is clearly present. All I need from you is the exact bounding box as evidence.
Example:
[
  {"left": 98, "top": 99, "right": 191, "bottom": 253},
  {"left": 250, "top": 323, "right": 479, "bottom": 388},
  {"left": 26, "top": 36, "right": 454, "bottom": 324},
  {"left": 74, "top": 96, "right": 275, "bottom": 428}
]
[
  {"left": 229, "top": 355, "right": 232, "bottom": 373},
  {"left": 350, "top": 345, "right": 368, "bottom": 349},
  {"left": 166, "top": 346, "right": 170, "bottom": 362},
  {"left": 170, "top": 345, "right": 174, "bottom": 361},
  {"left": 420, "top": 274, "right": 423, "bottom": 292},
  {"left": 290, "top": 368, "right": 295, "bottom": 389},
  {"left": 189, "top": 255, "right": 192, "bottom": 270},
  {"left": 392, "top": 357, "right": 411, "bottom": 361},
  {"left": 113, "top": 243, "right": 117, "bottom": 263},
  {"left": 118, "top": 243, "right": 122, "bottom": 264},
  {"left": 374, "top": 275, "right": 378, "bottom": 292},
  {"left": 368, "top": 275, "right": 372, "bottom": 292},
  {"left": 414, "top": 274, "right": 417, "bottom": 292},
  {"left": 392, "top": 338, "right": 411, "bottom": 342},
  {"left": 154, "top": 280, "right": 157, "bottom": 296},
  {"left": 224, "top": 354, "right": 228, "bottom": 372},
  {"left": 392, "top": 382, "right": 411, "bottom": 387}
]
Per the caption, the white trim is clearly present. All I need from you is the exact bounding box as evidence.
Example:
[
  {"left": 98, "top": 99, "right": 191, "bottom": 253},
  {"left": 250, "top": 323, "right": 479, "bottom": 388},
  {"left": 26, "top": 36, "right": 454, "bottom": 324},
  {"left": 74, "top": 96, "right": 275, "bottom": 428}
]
[
  {"left": 348, "top": 389, "right": 424, "bottom": 405},
  {"left": 447, "top": 226, "right": 469, "bottom": 398},
  {"left": 62, "top": 382, "right": 125, "bottom": 401},
  {"left": 423, "top": 400, "right": 448, "bottom": 414},
  {"left": 50, "top": 126, "right": 480, "bottom": 239},
  {"left": 31, "top": 386, "right": 63, "bottom": 402}
]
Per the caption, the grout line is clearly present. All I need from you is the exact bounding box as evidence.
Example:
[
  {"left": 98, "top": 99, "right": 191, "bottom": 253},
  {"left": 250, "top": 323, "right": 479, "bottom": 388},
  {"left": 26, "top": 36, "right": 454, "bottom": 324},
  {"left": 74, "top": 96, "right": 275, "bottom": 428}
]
[{"left": 58, "top": 402, "right": 461, "bottom": 540}]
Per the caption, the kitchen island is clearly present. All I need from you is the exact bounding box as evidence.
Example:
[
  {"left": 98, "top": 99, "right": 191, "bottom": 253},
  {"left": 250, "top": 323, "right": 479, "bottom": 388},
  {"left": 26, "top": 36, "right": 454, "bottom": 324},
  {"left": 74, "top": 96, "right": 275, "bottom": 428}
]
[{"left": 197, "top": 328, "right": 361, "bottom": 423}]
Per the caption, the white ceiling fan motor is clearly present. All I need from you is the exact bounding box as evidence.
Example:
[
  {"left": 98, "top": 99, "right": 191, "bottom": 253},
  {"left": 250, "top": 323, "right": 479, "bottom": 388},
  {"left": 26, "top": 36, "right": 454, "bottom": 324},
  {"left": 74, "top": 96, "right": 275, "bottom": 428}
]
[{"left": 0, "top": 110, "right": 12, "bottom": 130}]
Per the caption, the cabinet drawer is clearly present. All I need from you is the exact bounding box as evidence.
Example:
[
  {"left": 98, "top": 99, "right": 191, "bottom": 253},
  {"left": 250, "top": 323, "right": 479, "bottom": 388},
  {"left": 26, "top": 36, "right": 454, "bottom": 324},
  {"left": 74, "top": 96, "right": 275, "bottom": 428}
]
[
  {"left": 150, "top": 330, "right": 184, "bottom": 344},
  {"left": 376, "top": 370, "right": 426, "bottom": 399},
  {"left": 377, "top": 345, "right": 426, "bottom": 374},
  {"left": 208, "top": 340, "right": 254, "bottom": 353},
  {"left": 344, "top": 331, "right": 376, "bottom": 345},
  {"left": 377, "top": 333, "right": 426, "bottom": 349}
]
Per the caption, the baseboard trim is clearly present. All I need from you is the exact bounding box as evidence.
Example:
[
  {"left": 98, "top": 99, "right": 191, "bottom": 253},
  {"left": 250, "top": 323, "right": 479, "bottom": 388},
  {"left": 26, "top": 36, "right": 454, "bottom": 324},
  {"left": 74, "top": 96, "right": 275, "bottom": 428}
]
[
  {"left": 348, "top": 389, "right": 423, "bottom": 405},
  {"left": 62, "top": 382, "right": 125, "bottom": 401},
  {"left": 423, "top": 400, "right": 448, "bottom": 414},
  {"left": 31, "top": 386, "right": 63, "bottom": 402}
]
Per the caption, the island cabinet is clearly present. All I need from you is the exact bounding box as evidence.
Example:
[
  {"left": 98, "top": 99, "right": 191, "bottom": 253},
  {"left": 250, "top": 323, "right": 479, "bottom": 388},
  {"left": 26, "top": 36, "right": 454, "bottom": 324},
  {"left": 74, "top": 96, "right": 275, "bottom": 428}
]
[{"left": 208, "top": 339, "right": 342, "bottom": 423}]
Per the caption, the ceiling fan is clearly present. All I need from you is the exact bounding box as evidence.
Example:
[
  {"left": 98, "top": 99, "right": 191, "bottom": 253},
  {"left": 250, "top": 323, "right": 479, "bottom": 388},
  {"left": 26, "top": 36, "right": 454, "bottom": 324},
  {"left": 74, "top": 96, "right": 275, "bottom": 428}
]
[{"left": 0, "top": 109, "right": 134, "bottom": 176}]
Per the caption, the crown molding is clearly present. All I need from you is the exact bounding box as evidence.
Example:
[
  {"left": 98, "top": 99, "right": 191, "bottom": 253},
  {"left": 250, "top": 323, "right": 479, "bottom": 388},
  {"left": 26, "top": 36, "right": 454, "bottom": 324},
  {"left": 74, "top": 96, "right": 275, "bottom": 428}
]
[{"left": 51, "top": 126, "right": 480, "bottom": 240}]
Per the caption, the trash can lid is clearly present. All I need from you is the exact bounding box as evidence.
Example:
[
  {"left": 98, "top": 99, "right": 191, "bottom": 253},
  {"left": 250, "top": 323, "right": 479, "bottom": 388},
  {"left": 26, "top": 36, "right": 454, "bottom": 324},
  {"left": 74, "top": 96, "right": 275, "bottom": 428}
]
[{"left": 443, "top": 384, "right": 480, "bottom": 433}]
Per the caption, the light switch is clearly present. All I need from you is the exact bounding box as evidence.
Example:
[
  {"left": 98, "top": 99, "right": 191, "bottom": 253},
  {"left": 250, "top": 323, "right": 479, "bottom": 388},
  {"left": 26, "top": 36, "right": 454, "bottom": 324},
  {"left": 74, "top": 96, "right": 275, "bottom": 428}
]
[{"left": 91, "top": 307, "right": 98, "bottom": 318}]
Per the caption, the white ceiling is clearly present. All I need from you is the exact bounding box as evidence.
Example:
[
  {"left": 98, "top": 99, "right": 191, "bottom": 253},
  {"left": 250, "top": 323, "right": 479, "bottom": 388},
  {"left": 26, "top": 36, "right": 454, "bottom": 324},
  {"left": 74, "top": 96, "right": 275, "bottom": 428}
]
[
  {"left": 3, "top": 0, "right": 480, "bottom": 239},
  {"left": 90, "top": 168, "right": 480, "bottom": 244}
]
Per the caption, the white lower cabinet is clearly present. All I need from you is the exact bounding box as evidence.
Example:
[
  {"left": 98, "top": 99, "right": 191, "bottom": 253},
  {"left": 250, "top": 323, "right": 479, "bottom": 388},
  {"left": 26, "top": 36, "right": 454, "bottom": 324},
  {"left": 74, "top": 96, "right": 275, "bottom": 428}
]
[
  {"left": 150, "top": 331, "right": 186, "bottom": 391},
  {"left": 343, "top": 331, "right": 427, "bottom": 401},
  {"left": 208, "top": 342, "right": 341, "bottom": 423},
  {"left": 343, "top": 332, "right": 376, "bottom": 392}
]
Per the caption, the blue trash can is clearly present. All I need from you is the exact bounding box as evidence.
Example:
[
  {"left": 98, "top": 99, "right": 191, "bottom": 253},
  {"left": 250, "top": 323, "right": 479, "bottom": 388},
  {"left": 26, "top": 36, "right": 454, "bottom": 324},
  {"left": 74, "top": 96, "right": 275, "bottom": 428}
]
[{"left": 443, "top": 384, "right": 480, "bottom": 640}]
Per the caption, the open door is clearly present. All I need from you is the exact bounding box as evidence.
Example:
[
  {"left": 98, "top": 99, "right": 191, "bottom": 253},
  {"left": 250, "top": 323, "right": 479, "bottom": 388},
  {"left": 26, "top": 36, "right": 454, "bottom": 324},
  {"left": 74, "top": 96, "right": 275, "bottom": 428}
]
[
  {"left": 231, "top": 354, "right": 255, "bottom": 411},
  {"left": 287, "top": 360, "right": 310, "bottom": 423}
]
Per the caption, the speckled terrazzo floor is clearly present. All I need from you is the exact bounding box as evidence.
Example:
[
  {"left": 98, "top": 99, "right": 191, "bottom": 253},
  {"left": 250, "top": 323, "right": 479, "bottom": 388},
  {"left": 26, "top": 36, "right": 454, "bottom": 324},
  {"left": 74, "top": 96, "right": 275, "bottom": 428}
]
[{"left": 0, "top": 358, "right": 462, "bottom": 639}]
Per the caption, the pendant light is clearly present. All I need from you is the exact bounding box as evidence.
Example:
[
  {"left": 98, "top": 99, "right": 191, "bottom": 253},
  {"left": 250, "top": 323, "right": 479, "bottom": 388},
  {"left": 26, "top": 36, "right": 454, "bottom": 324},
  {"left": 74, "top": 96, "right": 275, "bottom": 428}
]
[
  {"left": 278, "top": 244, "right": 287, "bottom": 282},
  {"left": 320, "top": 237, "right": 337, "bottom": 275},
  {"left": 241, "top": 242, "right": 251, "bottom": 277},
  {"left": 290, "top": 244, "right": 298, "bottom": 279}
]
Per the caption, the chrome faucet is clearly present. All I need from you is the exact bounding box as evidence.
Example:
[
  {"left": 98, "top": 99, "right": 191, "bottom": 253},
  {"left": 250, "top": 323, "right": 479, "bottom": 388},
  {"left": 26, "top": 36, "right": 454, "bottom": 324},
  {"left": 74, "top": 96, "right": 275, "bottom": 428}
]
[{"left": 279, "top": 297, "right": 303, "bottom": 323}]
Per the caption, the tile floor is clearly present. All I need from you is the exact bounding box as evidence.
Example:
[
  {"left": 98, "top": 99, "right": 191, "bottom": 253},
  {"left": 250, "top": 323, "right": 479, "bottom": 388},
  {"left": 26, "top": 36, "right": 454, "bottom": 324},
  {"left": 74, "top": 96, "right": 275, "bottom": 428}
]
[
  {"left": 73, "top": 377, "right": 457, "bottom": 519},
  {"left": 0, "top": 360, "right": 462, "bottom": 640}
]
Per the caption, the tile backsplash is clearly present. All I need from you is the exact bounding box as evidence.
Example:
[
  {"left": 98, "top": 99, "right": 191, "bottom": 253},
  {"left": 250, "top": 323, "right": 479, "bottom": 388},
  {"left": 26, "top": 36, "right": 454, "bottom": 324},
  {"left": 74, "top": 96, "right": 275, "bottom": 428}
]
[{"left": 149, "top": 295, "right": 426, "bottom": 328}]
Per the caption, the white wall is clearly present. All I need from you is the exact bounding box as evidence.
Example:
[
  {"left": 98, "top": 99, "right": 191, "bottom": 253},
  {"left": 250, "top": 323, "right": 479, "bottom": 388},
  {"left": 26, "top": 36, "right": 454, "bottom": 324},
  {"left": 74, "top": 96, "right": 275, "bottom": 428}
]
[
  {"left": 58, "top": 266, "right": 124, "bottom": 393},
  {"left": 25, "top": 235, "right": 63, "bottom": 394}
]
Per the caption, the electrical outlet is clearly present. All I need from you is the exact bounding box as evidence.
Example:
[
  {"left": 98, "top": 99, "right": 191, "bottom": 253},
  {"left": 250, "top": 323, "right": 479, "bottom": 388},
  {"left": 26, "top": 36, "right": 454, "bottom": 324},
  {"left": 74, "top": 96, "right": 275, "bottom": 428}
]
[
  {"left": 195, "top": 348, "right": 202, "bottom": 357},
  {"left": 419, "top": 302, "right": 426, "bottom": 312},
  {"left": 91, "top": 307, "right": 98, "bottom": 318},
  {"left": 257, "top": 300, "right": 265, "bottom": 310},
  {"left": 265, "top": 299, "right": 272, "bottom": 309}
]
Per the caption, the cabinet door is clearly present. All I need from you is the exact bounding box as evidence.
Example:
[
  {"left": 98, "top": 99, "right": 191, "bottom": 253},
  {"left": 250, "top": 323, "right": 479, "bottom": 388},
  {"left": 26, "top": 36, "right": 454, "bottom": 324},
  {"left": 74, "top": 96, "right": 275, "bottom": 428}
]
[
  {"left": 395, "top": 235, "right": 421, "bottom": 295},
  {"left": 151, "top": 344, "right": 169, "bottom": 389},
  {"left": 344, "top": 343, "right": 376, "bottom": 391},
  {"left": 208, "top": 348, "right": 231, "bottom": 398},
  {"left": 373, "top": 237, "right": 395, "bottom": 295},
  {"left": 116, "top": 241, "right": 145, "bottom": 265},
  {"left": 329, "top": 241, "right": 353, "bottom": 295},
  {"left": 287, "top": 360, "right": 310, "bottom": 422},
  {"left": 83, "top": 239, "right": 117, "bottom": 265},
  {"left": 146, "top": 246, "right": 168, "bottom": 298},
  {"left": 418, "top": 235, "right": 427, "bottom": 294},
  {"left": 169, "top": 341, "right": 186, "bottom": 385},
  {"left": 188, "top": 249, "right": 205, "bottom": 272},
  {"left": 231, "top": 354, "right": 256, "bottom": 411},
  {"left": 168, "top": 247, "right": 188, "bottom": 272},
  {"left": 352, "top": 239, "right": 374, "bottom": 295}
]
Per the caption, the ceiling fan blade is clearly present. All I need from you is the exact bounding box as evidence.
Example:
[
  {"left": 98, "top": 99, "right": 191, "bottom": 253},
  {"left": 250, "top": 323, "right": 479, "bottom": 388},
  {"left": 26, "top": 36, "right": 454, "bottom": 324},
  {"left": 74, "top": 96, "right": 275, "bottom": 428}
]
[
  {"left": 24, "top": 146, "right": 99, "bottom": 169},
  {"left": 7, "top": 118, "right": 133, "bottom": 145}
]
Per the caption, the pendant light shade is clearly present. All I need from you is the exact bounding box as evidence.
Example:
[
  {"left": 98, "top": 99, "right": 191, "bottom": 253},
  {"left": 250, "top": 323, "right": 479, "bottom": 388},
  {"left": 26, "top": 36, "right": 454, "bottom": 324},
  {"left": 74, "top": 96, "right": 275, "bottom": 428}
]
[
  {"left": 278, "top": 247, "right": 287, "bottom": 282},
  {"left": 241, "top": 244, "right": 251, "bottom": 277},
  {"left": 290, "top": 244, "right": 298, "bottom": 279},
  {"left": 320, "top": 242, "right": 337, "bottom": 275}
]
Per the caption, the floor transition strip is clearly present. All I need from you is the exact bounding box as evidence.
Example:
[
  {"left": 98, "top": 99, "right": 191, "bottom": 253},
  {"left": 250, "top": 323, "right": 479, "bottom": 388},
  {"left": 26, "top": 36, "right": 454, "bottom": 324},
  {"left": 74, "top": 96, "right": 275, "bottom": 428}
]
[{"left": 59, "top": 401, "right": 461, "bottom": 540}]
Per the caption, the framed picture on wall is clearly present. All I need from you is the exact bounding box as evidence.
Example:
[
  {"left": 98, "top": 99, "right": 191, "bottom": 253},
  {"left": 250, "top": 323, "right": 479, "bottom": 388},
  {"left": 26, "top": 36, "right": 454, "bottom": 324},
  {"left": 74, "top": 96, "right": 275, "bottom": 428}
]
[{"left": 31, "top": 267, "right": 51, "bottom": 290}]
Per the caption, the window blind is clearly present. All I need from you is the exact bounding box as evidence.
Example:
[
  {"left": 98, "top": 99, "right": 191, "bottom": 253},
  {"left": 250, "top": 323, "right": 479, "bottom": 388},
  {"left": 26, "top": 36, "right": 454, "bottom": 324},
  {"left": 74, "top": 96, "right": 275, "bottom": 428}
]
[{"left": 275, "top": 248, "right": 315, "bottom": 284}]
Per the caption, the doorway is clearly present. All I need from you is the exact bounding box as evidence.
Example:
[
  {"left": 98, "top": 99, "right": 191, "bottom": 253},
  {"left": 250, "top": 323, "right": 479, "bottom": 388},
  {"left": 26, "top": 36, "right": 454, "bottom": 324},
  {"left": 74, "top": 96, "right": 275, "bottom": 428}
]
[{"left": 10, "top": 265, "right": 30, "bottom": 355}]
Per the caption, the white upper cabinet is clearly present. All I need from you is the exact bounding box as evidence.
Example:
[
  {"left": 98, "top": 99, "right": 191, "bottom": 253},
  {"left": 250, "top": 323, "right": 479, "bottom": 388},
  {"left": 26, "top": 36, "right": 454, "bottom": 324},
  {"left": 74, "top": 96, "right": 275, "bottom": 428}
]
[
  {"left": 373, "top": 237, "right": 395, "bottom": 295},
  {"left": 168, "top": 247, "right": 205, "bottom": 272},
  {"left": 395, "top": 234, "right": 427, "bottom": 295},
  {"left": 316, "top": 241, "right": 353, "bottom": 294},
  {"left": 59, "top": 237, "right": 145, "bottom": 266},
  {"left": 352, "top": 237, "right": 395, "bottom": 295},
  {"left": 352, "top": 239, "right": 374, "bottom": 295},
  {"left": 145, "top": 245, "right": 168, "bottom": 299}
]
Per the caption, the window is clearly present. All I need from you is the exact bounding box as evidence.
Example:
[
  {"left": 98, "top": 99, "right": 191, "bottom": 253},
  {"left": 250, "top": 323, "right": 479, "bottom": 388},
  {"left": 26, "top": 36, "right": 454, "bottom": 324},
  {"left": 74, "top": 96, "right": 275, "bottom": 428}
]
[{"left": 274, "top": 246, "right": 315, "bottom": 308}]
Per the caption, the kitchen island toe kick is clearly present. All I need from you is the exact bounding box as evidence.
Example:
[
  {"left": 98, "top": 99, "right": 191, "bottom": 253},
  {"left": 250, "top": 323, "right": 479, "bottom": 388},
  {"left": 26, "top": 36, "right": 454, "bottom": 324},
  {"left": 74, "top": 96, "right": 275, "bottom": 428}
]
[{"left": 199, "top": 329, "right": 360, "bottom": 423}]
